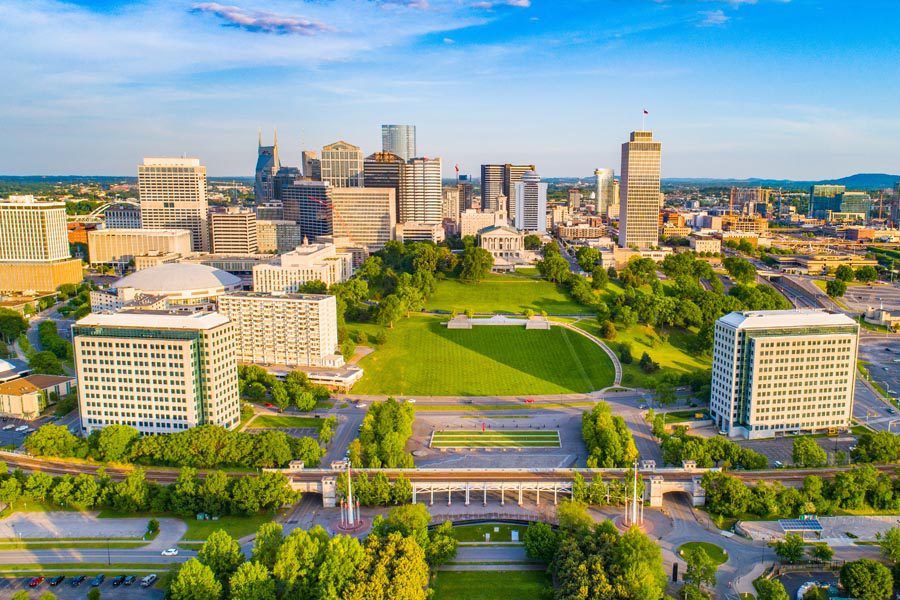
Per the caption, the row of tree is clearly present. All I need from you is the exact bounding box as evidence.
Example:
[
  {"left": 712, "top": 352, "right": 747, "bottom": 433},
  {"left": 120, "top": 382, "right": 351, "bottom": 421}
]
[
  {"left": 238, "top": 365, "right": 330, "bottom": 412},
  {"left": 703, "top": 466, "right": 900, "bottom": 519},
  {"left": 0, "top": 463, "right": 295, "bottom": 517},
  {"left": 581, "top": 402, "right": 639, "bottom": 468},
  {"left": 337, "top": 471, "right": 413, "bottom": 506},
  {"left": 349, "top": 398, "right": 415, "bottom": 468},
  {"left": 657, "top": 426, "right": 768, "bottom": 470},
  {"left": 25, "top": 422, "right": 326, "bottom": 469},
  {"left": 167, "top": 503, "right": 456, "bottom": 600}
]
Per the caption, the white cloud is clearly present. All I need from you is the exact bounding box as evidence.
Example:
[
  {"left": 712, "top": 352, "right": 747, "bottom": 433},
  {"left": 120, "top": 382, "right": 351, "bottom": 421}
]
[
  {"left": 470, "top": 0, "right": 530, "bottom": 9},
  {"left": 698, "top": 9, "right": 729, "bottom": 26},
  {"left": 443, "top": 37, "right": 455, "bottom": 43},
  {"left": 191, "top": 3, "right": 334, "bottom": 35}
]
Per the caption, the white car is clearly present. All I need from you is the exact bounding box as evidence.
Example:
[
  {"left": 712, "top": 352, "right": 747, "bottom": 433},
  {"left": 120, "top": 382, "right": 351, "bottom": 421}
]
[
  {"left": 160, "top": 548, "right": 179, "bottom": 557},
  {"left": 406, "top": 398, "right": 417, "bottom": 404},
  {"left": 355, "top": 403, "right": 367, "bottom": 409},
  {"left": 14, "top": 425, "right": 28, "bottom": 433},
  {"left": 2, "top": 424, "right": 14, "bottom": 431}
]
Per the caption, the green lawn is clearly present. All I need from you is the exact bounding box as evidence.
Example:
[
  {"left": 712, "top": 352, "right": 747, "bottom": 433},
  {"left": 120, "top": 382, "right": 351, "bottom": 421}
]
[
  {"left": 432, "top": 430, "right": 561, "bottom": 448},
  {"left": 424, "top": 274, "right": 586, "bottom": 314},
  {"left": 450, "top": 524, "right": 525, "bottom": 542},
  {"left": 183, "top": 513, "right": 272, "bottom": 540},
  {"left": 678, "top": 542, "right": 728, "bottom": 565},
  {"left": 352, "top": 316, "right": 615, "bottom": 395},
  {"left": 248, "top": 415, "right": 324, "bottom": 430},
  {"left": 573, "top": 321, "right": 710, "bottom": 389},
  {"left": 432, "top": 570, "right": 551, "bottom": 600}
]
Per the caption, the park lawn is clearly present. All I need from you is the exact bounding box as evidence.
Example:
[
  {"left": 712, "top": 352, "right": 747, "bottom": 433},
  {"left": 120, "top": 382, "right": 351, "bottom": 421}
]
[
  {"left": 424, "top": 274, "right": 585, "bottom": 315},
  {"left": 450, "top": 523, "right": 525, "bottom": 542},
  {"left": 678, "top": 541, "right": 728, "bottom": 566},
  {"left": 183, "top": 513, "right": 272, "bottom": 540},
  {"left": 573, "top": 320, "right": 710, "bottom": 389},
  {"left": 352, "top": 316, "right": 615, "bottom": 396},
  {"left": 432, "top": 570, "right": 551, "bottom": 600},
  {"left": 249, "top": 414, "right": 324, "bottom": 430}
]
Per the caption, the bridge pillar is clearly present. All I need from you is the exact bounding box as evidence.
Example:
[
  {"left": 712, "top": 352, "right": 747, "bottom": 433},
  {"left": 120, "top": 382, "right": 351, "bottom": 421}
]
[
  {"left": 500, "top": 486, "right": 505, "bottom": 506},
  {"left": 483, "top": 484, "right": 487, "bottom": 507},
  {"left": 646, "top": 476, "right": 665, "bottom": 508},
  {"left": 691, "top": 476, "right": 706, "bottom": 507},
  {"left": 430, "top": 488, "right": 434, "bottom": 506},
  {"left": 536, "top": 487, "right": 540, "bottom": 506},
  {"left": 448, "top": 488, "right": 452, "bottom": 506},
  {"left": 412, "top": 485, "right": 417, "bottom": 504},
  {"left": 554, "top": 485, "right": 558, "bottom": 505},
  {"left": 321, "top": 477, "right": 336, "bottom": 508},
  {"left": 518, "top": 485, "right": 523, "bottom": 506},
  {"left": 465, "top": 483, "right": 470, "bottom": 506}
]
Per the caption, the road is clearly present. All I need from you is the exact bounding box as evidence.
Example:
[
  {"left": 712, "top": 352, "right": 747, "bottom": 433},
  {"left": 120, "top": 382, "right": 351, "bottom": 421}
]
[{"left": 0, "top": 547, "right": 194, "bottom": 566}]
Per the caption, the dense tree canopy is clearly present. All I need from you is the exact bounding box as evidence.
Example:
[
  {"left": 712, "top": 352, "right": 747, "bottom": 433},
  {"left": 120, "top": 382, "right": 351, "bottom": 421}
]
[{"left": 582, "top": 402, "right": 638, "bottom": 468}]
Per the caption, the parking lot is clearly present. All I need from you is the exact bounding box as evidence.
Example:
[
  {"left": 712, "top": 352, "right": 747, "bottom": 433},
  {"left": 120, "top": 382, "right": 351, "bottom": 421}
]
[
  {"left": 0, "top": 575, "right": 165, "bottom": 599},
  {"left": 0, "top": 417, "right": 37, "bottom": 449},
  {"left": 738, "top": 435, "right": 858, "bottom": 467},
  {"left": 858, "top": 337, "right": 900, "bottom": 403},
  {"left": 840, "top": 282, "right": 900, "bottom": 313}
]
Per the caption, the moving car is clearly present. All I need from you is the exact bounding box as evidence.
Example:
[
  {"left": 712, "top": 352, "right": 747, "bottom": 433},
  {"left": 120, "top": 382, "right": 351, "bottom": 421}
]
[
  {"left": 141, "top": 574, "right": 158, "bottom": 587},
  {"left": 406, "top": 398, "right": 416, "bottom": 404},
  {"left": 70, "top": 575, "right": 86, "bottom": 587},
  {"left": 524, "top": 398, "right": 535, "bottom": 403},
  {"left": 28, "top": 576, "right": 44, "bottom": 588},
  {"left": 90, "top": 574, "right": 105, "bottom": 587},
  {"left": 773, "top": 460, "right": 784, "bottom": 468},
  {"left": 124, "top": 575, "right": 137, "bottom": 586},
  {"left": 48, "top": 576, "right": 65, "bottom": 586},
  {"left": 161, "top": 547, "right": 179, "bottom": 556},
  {"left": 112, "top": 575, "right": 126, "bottom": 587}
]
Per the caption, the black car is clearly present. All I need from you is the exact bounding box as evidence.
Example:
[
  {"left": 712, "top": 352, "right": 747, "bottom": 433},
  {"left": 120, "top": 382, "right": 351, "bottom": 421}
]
[
  {"left": 124, "top": 575, "right": 137, "bottom": 586},
  {"left": 112, "top": 575, "right": 126, "bottom": 587},
  {"left": 90, "top": 574, "right": 105, "bottom": 587},
  {"left": 48, "top": 575, "right": 65, "bottom": 586},
  {"left": 70, "top": 575, "right": 86, "bottom": 587}
]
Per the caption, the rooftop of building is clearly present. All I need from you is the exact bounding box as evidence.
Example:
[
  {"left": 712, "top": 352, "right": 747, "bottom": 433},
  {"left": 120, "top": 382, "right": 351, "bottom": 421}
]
[
  {"left": 719, "top": 309, "right": 858, "bottom": 330},
  {"left": 91, "top": 228, "right": 191, "bottom": 236},
  {"left": 113, "top": 263, "right": 241, "bottom": 292},
  {"left": 479, "top": 225, "right": 521, "bottom": 235},
  {"left": 0, "top": 195, "right": 65, "bottom": 207},
  {"left": 75, "top": 310, "right": 231, "bottom": 330},
  {"left": 221, "top": 291, "right": 333, "bottom": 302},
  {"left": 0, "top": 358, "right": 31, "bottom": 382},
  {"left": 0, "top": 374, "right": 74, "bottom": 396}
]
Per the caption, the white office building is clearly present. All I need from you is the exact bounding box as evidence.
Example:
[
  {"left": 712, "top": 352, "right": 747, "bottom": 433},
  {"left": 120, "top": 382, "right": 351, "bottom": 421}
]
[
  {"left": 710, "top": 309, "right": 859, "bottom": 440},
  {"left": 513, "top": 171, "right": 547, "bottom": 233},
  {"left": 252, "top": 240, "right": 353, "bottom": 292},
  {"left": 73, "top": 311, "right": 241, "bottom": 434},
  {"left": 619, "top": 131, "right": 661, "bottom": 249},
  {"left": 138, "top": 157, "right": 210, "bottom": 252},
  {"left": 219, "top": 292, "right": 343, "bottom": 368}
]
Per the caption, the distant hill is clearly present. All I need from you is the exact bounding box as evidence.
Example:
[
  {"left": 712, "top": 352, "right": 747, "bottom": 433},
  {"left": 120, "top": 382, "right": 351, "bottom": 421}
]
[{"left": 660, "top": 173, "right": 900, "bottom": 191}]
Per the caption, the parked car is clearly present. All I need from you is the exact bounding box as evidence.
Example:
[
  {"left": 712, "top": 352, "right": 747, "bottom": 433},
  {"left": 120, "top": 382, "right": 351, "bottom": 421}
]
[
  {"left": 1, "top": 424, "right": 14, "bottom": 430},
  {"left": 48, "top": 575, "right": 65, "bottom": 586},
  {"left": 90, "top": 574, "right": 105, "bottom": 587},
  {"left": 70, "top": 575, "right": 86, "bottom": 587},
  {"left": 141, "top": 574, "right": 158, "bottom": 588},
  {"left": 773, "top": 460, "right": 784, "bottom": 468},
  {"left": 112, "top": 575, "right": 126, "bottom": 587},
  {"left": 28, "top": 576, "right": 44, "bottom": 588},
  {"left": 124, "top": 575, "right": 137, "bottom": 586},
  {"left": 406, "top": 398, "right": 416, "bottom": 404},
  {"left": 161, "top": 547, "right": 179, "bottom": 556},
  {"left": 14, "top": 425, "right": 28, "bottom": 432}
]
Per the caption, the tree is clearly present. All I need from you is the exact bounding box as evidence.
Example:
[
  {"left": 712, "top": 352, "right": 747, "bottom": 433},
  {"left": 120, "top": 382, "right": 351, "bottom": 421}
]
[
  {"left": 24, "top": 424, "right": 83, "bottom": 458},
  {"left": 826, "top": 279, "right": 847, "bottom": 298},
  {"left": 87, "top": 590, "right": 100, "bottom": 600},
  {"left": 835, "top": 264, "right": 855, "bottom": 282},
  {"left": 576, "top": 246, "right": 601, "bottom": 272},
  {"left": 654, "top": 381, "right": 676, "bottom": 406},
  {"left": 755, "top": 578, "right": 790, "bottom": 600},
  {"left": 600, "top": 320, "right": 617, "bottom": 340},
  {"left": 459, "top": 246, "right": 493, "bottom": 284},
  {"left": 169, "top": 558, "right": 222, "bottom": 600},
  {"left": 683, "top": 546, "right": 717, "bottom": 590},
  {"left": 252, "top": 522, "right": 284, "bottom": 571},
  {"left": 524, "top": 234, "right": 542, "bottom": 250},
  {"left": 840, "top": 559, "right": 893, "bottom": 600},
  {"left": 537, "top": 252, "right": 571, "bottom": 283},
  {"left": 229, "top": 561, "right": 276, "bottom": 600},
  {"left": 810, "top": 543, "right": 834, "bottom": 562},
  {"left": 0, "top": 309, "right": 28, "bottom": 344},
  {"left": 877, "top": 526, "right": 900, "bottom": 563},
  {"left": 427, "top": 520, "right": 458, "bottom": 567},
  {"left": 723, "top": 256, "right": 756, "bottom": 284},
  {"left": 591, "top": 265, "right": 609, "bottom": 289},
  {"left": 376, "top": 295, "right": 405, "bottom": 329},
  {"left": 792, "top": 437, "right": 827, "bottom": 468},
  {"left": 523, "top": 522, "right": 558, "bottom": 562},
  {"left": 773, "top": 533, "right": 805, "bottom": 564},
  {"left": 639, "top": 351, "right": 660, "bottom": 373},
  {"left": 270, "top": 382, "right": 289, "bottom": 412},
  {"left": 95, "top": 424, "right": 139, "bottom": 462},
  {"left": 29, "top": 351, "right": 64, "bottom": 375},
  {"left": 855, "top": 266, "right": 878, "bottom": 283},
  {"left": 556, "top": 499, "right": 593, "bottom": 534},
  {"left": 198, "top": 529, "right": 244, "bottom": 582}
]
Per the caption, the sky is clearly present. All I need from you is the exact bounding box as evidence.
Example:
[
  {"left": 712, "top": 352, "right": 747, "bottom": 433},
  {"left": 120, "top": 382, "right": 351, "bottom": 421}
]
[{"left": 2, "top": 0, "right": 900, "bottom": 179}]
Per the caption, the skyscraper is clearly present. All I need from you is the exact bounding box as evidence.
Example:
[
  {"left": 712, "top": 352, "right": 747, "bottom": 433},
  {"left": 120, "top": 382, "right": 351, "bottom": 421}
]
[
  {"left": 809, "top": 185, "right": 845, "bottom": 217},
  {"left": 331, "top": 187, "right": 396, "bottom": 252},
  {"left": 280, "top": 180, "right": 333, "bottom": 238},
  {"left": 480, "top": 165, "right": 505, "bottom": 212},
  {"left": 594, "top": 168, "right": 615, "bottom": 217},
  {"left": 514, "top": 171, "right": 547, "bottom": 233},
  {"left": 321, "top": 141, "right": 363, "bottom": 188},
  {"left": 302, "top": 151, "right": 321, "bottom": 181},
  {"left": 618, "top": 131, "right": 662, "bottom": 249},
  {"left": 138, "top": 157, "right": 210, "bottom": 252},
  {"left": 255, "top": 132, "right": 280, "bottom": 204},
  {"left": 210, "top": 207, "right": 258, "bottom": 254},
  {"left": 401, "top": 157, "right": 442, "bottom": 223},
  {"left": 364, "top": 151, "right": 405, "bottom": 217},
  {"left": 381, "top": 124, "right": 416, "bottom": 161},
  {"left": 504, "top": 164, "right": 536, "bottom": 218},
  {"left": 458, "top": 175, "right": 475, "bottom": 210}
]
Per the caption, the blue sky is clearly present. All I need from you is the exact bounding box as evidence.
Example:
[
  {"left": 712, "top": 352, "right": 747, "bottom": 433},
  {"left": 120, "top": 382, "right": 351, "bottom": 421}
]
[{"left": 2, "top": 0, "right": 899, "bottom": 178}]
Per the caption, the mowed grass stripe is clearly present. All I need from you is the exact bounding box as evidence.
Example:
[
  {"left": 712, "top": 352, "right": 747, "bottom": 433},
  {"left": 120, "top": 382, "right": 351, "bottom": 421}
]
[
  {"left": 353, "top": 316, "right": 615, "bottom": 396},
  {"left": 431, "top": 441, "right": 561, "bottom": 447},
  {"left": 434, "top": 431, "right": 559, "bottom": 438}
]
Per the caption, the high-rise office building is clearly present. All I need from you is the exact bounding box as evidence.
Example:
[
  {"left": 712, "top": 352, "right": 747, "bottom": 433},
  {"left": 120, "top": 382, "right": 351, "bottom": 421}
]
[
  {"left": 332, "top": 187, "right": 396, "bottom": 252},
  {"left": 138, "top": 157, "right": 210, "bottom": 252},
  {"left": 210, "top": 207, "right": 258, "bottom": 254},
  {"left": 255, "top": 202, "right": 284, "bottom": 221},
  {"left": 809, "top": 184, "right": 846, "bottom": 217},
  {"left": 219, "top": 292, "right": 343, "bottom": 368},
  {"left": 281, "top": 180, "right": 333, "bottom": 239},
  {"left": 273, "top": 167, "right": 302, "bottom": 202},
  {"left": 618, "top": 131, "right": 662, "bottom": 249},
  {"left": 252, "top": 240, "right": 353, "bottom": 292},
  {"left": 364, "top": 152, "right": 405, "bottom": 217},
  {"left": 381, "top": 124, "right": 416, "bottom": 161},
  {"left": 302, "top": 151, "right": 321, "bottom": 181},
  {"left": 104, "top": 203, "right": 142, "bottom": 229},
  {"left": 87, "top": 228, "right": 192, "bottom": 265},
  {"left": 709, "top": 309, "right": 858, "bottom": 440},
  {"left": 0, "top": 196, "right": 82, "bottom": 293},
  {"left": 400, "top": 157, "right": 442, "bottom": 223},
  {"left": 514, "top": 171, "right": 547, "bottom": 233},
  {"left": 594, "top": 168, "right": 615, "bottom": 217},
  {"left": 256, "top": 220, "right": 303, "bottom": 253},
  {"left": 480, "top": 165, "right": 505, "bottom": 213},
  {"left": 73, "top": 311, "right": 241, "bottom": 434},
  {"left": 255, "top": 132, "right": 280, "bottom": 204},
  {"left": 442, "top": 186, "right": 461, "bottom": 221},
  {"left": 320, "top": 141, "right": 363, "bottom": 188},
  {"left": 505, "top": 164, "right": 536, "bottom": 218},
  {"left": 458, "top": 175, "right": 475, "bottom": 210},
  {"left": 567, "top": 189, "right": 581, "bottom": 211}
]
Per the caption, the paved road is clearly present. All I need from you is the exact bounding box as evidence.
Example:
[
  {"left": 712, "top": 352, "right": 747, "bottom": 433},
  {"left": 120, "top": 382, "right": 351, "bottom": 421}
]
[{"left": 0, "top": 547, "right": 193, "bottom": 565}]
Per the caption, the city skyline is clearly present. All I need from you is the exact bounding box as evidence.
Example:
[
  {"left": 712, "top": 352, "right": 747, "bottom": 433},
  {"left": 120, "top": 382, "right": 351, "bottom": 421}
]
[{"left": 3, "top": 0, "right": 900, "bottom": 179}]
